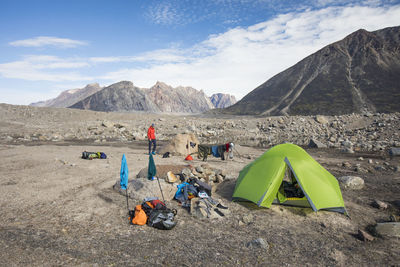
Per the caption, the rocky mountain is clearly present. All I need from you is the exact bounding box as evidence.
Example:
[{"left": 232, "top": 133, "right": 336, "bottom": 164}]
[
  {"left": 30, "top": 83, "right": 103, "bottom": 108},
  {"left": 69, "top": 81, "right": 237, "bottom": 113},
  {"left": 32, "top": 81, "right": 236, "bottom": 113},
  {"left": 224, "top": 26, "right": 400, "bottom": 116},
  {"left": 147, "top": 81, "right": 214, "bottom": 113},
  {"left": 210, "top": 93, "right": 237, "bottom": 108},
  {"left": 69, "top": 81, "right": 160, "bottom": 112}
]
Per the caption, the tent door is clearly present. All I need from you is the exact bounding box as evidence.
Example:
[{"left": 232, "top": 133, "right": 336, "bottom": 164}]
[{"left": 284, "top": 157, "right": 318, "bottom": 212}]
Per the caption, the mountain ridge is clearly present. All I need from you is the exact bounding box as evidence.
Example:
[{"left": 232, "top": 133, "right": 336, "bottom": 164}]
[
  {"left": 30, "top": 81, "right": 236, "bottom": 113},
  {"left": 223, "top": 26, "right": 400, "bottom": 116}
]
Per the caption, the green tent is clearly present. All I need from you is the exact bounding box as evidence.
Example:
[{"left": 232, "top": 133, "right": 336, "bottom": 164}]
[{"left": 233, "top": 143, "right": 347, "bottom": 214}]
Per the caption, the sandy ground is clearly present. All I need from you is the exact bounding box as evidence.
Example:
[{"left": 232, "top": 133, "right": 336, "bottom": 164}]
[{"left": 0, "top": 139, "right": 399, "bottom": 266}]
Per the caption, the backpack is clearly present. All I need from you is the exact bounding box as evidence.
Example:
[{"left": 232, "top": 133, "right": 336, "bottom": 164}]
[
  {"left": 130, "top": 205, "right": 147, "bottom": 225},
  {"left": 147, "top": 209, "right": 177, "bottom": 230},
  {"left": 142, "top": 199, "right": 177, "bottom": 230}
]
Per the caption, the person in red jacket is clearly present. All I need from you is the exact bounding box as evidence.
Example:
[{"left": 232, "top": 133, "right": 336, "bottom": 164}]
[{"left": 147, "top": 123, "right": 156, "bottom": 155}]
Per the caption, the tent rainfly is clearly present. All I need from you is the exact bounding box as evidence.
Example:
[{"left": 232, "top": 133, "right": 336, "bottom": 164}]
[{"left": 232, "top": 143, "right": 347, "bottom": 214}]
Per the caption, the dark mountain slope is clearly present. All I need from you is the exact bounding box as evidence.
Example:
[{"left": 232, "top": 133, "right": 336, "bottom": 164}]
[
  {"left": 70, "top": 81, "right": 160, "bottom": 112},
  {"left": 224, "top": 26, "right": 400, "bottom": 115}
]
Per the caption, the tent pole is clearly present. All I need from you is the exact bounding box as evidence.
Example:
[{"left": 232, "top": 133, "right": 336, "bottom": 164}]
[{"left": 156, "top": 177, "right": 165, "bottom": 202}]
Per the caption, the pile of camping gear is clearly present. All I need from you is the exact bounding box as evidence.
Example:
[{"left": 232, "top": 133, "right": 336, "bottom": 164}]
[
  {"left": 82, "top": 151, "right": 107, "bottom": 160},
  {"left": 174, "top": 177, "right": 228, "bottom": 218},
  {"left": 129, "top": 197, "right": 177, "bottom": 230}
]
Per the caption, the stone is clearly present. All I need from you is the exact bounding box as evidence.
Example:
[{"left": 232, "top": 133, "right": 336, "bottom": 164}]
[
  {"left": 195, "top": 166, "right": 204, "bottom": 173},
  {"left": 389, "top": 147, "right": 400, "bottom": 157},
  {"left": 308, "top": 139, "right": 327, "bottom": 148},
  {"left": 341, "top": 147, "right": 354, "bottom": 154},
  {"left": 337, "top": 176, "right": 365, "bottom": 190},
  {"left": 342, "top": 162, "right": 351, "bottom": 168},
  {"left": 102, "top": 120, "right": 113, "bottom": 128},
  {"left": 375, "top": 222, "right": 400, "bottom": 237},
  {"left": 315, "top": 115, "right": 329, "bottom": 124},
  {"left": 166, "top": 171, "right": 179, "bottom": 183},
  {"left": 372, "top": 200, "right": 388, "bottom": 210},
  {"left": 242, "top": 214, "right": 254, "bottom": 224},
  {"left": 246, "top": 238, "right": 269, "bottom": 249},
  {"left": 181, "top": 168, "right": 192, "bottom": 179},
  {"left": 358, "top": 229, "right": 374, "bottom": 241}
]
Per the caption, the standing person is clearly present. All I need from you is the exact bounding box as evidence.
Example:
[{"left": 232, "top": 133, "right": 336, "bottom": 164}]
[{"left": 147, "top": 123, "right": 156, "bottom": 155}]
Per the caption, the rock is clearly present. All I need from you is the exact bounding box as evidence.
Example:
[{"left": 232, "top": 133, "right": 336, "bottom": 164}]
[
  {"left": 181, "top": 168, "right": 192, "bottom": 179},
  {"left": 166, "top": 171, "right": 179, "bottom": 183},
  {"left": 341, "top": 147, "right": 354, "bottom": 154},
  {"left": 372, "top": 200, "right": 388, "bottom": 210},
  {"left": 368, "top": 159, "right": 374, "bottom": 164},
  {"left": 358, "top": 229, "right": 374, "bottom": 241},
  {"left": 158, "top": 133, "right": 199, "bottom": 156},
  {"left": 113, "top": 178, "right": 176, "bottom": 201},
  {"left": 102, "top": 120, "right": 113, "bottom": 128},
  {"left": 246, "top": 238, "right": 269, "bottom": 249},
  {"left": 195, "top": 166, "right": 204, "bottom": 173},
  {"left": 389, "top": 147, "right": 400, "bottom": 157},
  {"left": 342, "top": 162, "right": 351, "bottom": 168},
  {"left": 357, "top": 157, "right": 364, "bottom": 161},
  {"left": 390, "top": 214, "right": 400, "bottom": 222},
  {"left": 375, "top": 222, "right": 400, "bottom": 237},
  {"left": 308, "top": 139, "right": 327, "bottom": 148},
  {"left": 242, "top": 214, "right": 254, "bottom": 224},
  {"left": 216, "top": 174, "right": 224, "bottom": 183},
  {"left": 355, "top": 166, "right": 368, "bottom": 173},
  {"left": 337, "top": 176, "right": 365, "bottom": 190},
  {"left": 315, "top": 115, "right": 329, "bottom": 124}
]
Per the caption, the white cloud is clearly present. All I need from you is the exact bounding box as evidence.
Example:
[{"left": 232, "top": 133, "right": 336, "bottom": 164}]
[
  {"left": 2, "top": 3, "right": 399, "bottom": 103},
  {"left": 0, "top": 55, "right": 92, "bottom": 81},
  {"left": 146, "top": 3, "right": 182, "bottom": 25},
  {"left": 102, "top": 4, "right": 400, "bottom": 99},
  {"left": 9, "top": 36, "right": 88, "bottom": 48}
]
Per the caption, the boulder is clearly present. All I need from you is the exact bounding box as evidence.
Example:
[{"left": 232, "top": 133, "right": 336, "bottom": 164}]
[
  {"left": 372, "top": 200, "right": 388, "bottom": 210},
  {"left": 166, "top": 171, "right": 179, "bottom": 183},
  {"left": 308, "top": 139, "right": 327, "bottom": 148},
  {"left": 375, "top": 222, "right": 400, "bottom": 237},
  {"left": 315, "top": 115, "right": 329, "bottom": 124},
  {"left": 389, "top": 147, "right": 400, "bottom": 157},
  {"left": 113, "top": 178, "right": 177, "bottom": 201},
  {"left": 246, "top": 238, "right": 269, "bottom": 249},
  {"left": 358, "top": 229, "right": 374, "bottom": 241},
  {"left": 337, "top": 176, "right": 365, "bottom": 190},
  {"left": 101, "top": 120, "right": 114, "bottom": 128},
  {"left": 158, "top": 133, "right": 199, "bottom": 156}
]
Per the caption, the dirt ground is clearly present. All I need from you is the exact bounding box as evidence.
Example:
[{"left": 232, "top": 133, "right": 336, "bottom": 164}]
[{"left": 0, "top": 139, "right": 399, "bottom": 266}]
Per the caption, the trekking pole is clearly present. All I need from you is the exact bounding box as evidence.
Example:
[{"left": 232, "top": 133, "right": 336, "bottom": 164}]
[
  {"left": 156, "top": 177, "right": 165, "bottom": 202},
  {"left": 125, "top": 184, "right": 130, "bottom": 211}
]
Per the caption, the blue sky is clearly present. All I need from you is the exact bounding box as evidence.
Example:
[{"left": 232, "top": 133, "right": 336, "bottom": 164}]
[{"left": 0, "top": 0, "right": 399, "bottom": 105}]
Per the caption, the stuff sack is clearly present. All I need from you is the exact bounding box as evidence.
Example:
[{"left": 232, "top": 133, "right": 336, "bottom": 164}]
[
  {"left": 100, "top": 152, "right": 107, "bottom": 159},
  {"left": 147, "top": 209, "right": 177, "bottom": 230},
  {"left": 130, "top": 205, "right": 148, "bottom": 225}
]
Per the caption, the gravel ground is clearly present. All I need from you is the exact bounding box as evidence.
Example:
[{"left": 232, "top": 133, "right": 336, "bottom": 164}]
[{"left": 0, "top": 105, "right": 399, "bottom": 266}]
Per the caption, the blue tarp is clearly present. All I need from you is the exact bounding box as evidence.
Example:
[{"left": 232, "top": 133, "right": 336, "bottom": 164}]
[{"left": 120, "top": 154, "right": 129, "bottom": 190}]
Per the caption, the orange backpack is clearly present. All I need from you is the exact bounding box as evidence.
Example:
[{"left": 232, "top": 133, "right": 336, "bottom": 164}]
[{"left": 131, "top": 204, "right": 147, "bottom": 225}]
